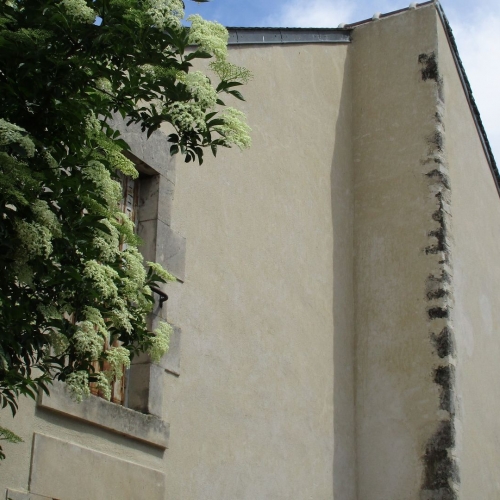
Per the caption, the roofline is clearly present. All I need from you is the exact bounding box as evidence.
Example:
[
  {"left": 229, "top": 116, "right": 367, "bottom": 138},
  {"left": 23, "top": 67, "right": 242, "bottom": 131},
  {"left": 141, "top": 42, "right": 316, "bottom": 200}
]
[
  {"left": 226, "top": 27, "right": 351, "bottom": 45},
  {"left": 434, "top": 2, "right": 500, "bottom": 195},
  {"left": 224, "top": 2, "right": 499, "bottom": 196},
  {"left": 344, "top": 0, "right": 435, "bottom": 28}
]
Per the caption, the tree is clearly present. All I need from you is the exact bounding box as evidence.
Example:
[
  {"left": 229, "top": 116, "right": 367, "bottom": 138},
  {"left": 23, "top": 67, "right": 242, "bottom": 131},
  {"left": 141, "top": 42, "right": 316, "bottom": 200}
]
[{"left": 0, "top": 0, "right": 251, "bottom": 454}]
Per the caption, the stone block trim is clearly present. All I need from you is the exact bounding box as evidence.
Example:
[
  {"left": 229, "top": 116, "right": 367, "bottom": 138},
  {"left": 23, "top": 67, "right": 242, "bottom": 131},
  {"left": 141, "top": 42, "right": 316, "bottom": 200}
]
[
  {"left": 127, "top": 363, "right": 165, "bottom": 416},
  {"left": 38, "top": 381, "right": 169, "bottom": 449},
  {"left": 5, "top": 489, "right": 54, "bottom": 500},
  {"left": 419, "top": 51, "right": 460, "bottom": 500},
  {"left": 29, "top": 434, "right": 166, "bottom": 500},
  {"left": 109, "top": 114, "right": 186, "bottom": 379}
]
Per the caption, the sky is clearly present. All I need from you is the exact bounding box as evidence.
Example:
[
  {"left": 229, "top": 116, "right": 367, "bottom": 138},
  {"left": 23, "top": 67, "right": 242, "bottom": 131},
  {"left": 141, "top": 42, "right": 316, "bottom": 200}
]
[{"left": 184, "top": 0, "right": 500, "bottom": 164}]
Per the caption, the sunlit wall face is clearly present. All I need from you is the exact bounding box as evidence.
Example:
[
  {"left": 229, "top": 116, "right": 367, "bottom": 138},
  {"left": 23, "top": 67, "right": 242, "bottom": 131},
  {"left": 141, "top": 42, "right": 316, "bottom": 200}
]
[{"left": 184, "top": 0, "right": 500, "bottom": 164}]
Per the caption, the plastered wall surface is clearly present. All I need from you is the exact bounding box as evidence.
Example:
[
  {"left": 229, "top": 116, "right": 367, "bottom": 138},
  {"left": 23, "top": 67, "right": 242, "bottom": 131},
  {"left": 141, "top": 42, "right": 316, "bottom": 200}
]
[
  {"left": 351, "top": 6, "right": 446, "bottom": 499},
  {"left": 163, "top": 42, "right": 354, "bottom": 500},
  {"left": 437, "top": 17, "right": 500, "bottom": 498},
  {"left": 3, "top": 5, "right": 500, "bottom": 500}
]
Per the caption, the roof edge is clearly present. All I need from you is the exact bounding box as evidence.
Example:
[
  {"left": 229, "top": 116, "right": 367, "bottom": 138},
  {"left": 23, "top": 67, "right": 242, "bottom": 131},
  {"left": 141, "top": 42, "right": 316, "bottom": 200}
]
[
  {"left": 226, "top": 27, "right": 351, "bottom": 45},
  {"left": 434, "top": 2, "right": 500, "bottom": 195},
  {"left": 345, "top": 0, "right": 435, "bottom": 28}
]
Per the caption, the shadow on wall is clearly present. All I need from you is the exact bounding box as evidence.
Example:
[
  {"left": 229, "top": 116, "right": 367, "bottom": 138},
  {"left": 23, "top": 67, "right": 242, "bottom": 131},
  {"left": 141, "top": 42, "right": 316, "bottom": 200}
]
[{"left": 330, "top": 53, "right": 357, "bottom": 500}]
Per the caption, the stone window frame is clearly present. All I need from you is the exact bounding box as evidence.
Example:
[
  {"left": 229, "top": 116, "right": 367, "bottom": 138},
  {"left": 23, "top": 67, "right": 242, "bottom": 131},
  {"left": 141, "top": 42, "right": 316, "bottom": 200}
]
[{"left": 37, "top": 118, "right": 186, "bottom": 450}]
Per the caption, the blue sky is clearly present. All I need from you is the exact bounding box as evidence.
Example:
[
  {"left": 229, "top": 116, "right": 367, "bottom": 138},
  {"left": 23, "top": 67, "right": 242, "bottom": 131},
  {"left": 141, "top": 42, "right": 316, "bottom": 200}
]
[{"left": 184, "top": 0, "right": 500, "bottom": 163}]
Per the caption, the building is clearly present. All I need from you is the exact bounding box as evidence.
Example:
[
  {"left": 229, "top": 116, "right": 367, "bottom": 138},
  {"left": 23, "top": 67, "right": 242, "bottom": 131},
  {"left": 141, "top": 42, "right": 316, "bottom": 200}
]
[{"left": 1, "top": 1, "right": 499, "bottom": 498}]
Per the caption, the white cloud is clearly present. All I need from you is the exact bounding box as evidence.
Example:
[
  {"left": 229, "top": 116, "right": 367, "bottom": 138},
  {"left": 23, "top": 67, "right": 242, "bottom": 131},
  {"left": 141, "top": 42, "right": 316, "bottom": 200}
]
[
  {"left": 265, "top": 0, "right": 355, "bottom": 28},
  {"left": 450, "top": 10, "right": 500, "bottom": 161}
]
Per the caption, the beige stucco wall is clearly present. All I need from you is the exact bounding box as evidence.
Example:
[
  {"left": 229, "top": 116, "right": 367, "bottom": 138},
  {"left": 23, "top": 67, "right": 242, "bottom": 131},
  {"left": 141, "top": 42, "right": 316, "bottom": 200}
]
[
  {"left": 4, "top": 5, "right": 499, "bottom": 499},
  {"left": 164, "top": 42, "right": 355, "bottom": 500},
  {"left": 351, "top": 6, "right": 447, "bottom": 499},
  {"left": 438, "top": 16, "right": 500, "bottom": 498},
  {"left": 0, "top": 41, "right": 356, "bottom": 500}
]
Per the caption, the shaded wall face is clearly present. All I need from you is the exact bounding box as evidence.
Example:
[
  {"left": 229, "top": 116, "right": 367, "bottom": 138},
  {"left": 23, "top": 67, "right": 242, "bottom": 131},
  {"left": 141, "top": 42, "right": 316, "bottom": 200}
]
[
  {"left": 163, "top": 43, "right": 354, "bottom": 500},
  {"left": 438, "top": 19, "right": 500, "bottom": 498}
]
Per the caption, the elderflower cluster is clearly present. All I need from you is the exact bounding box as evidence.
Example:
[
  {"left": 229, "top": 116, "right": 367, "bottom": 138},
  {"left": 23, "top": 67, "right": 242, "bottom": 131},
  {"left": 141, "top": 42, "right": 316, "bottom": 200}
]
[
  {"left": 121, "top": 248, "right": 147, "bottom": 301},
  {"left": 66, "top": 371, "right": 91, "bottom": 402},
  {"left": 106, "top": 346, "right": 131, "bottom": 379},
  {"left": 95, "top": 78, "right": 112, "bottom": 94},
  {"left": 84, "top": 306, "right": 109, "bottom": 341},
  {"left": 95, "top": 372, "right": 113, "bottom": 401},
  {"left": 178, "top": 71, "right": 217, "bottom": 110},
  {"left": 0, "top": 119, "right": 35, "bottom": 157},
  {"left": 116, "top": 212, "right": 139, "bottom": 246},
  {"left": 209, "top": 60, "right": 252, "bottom": 84},
  {"left": 85, "top": 113, "right": 101, "bottom": 132},
  {"left": 187, "top": 15, "right": 228, "bottom": 61},
  {"left": 15, "top": 220, "right": 53, "bottom": 258},
  {"left": 148, "top": 321, "right": 172, "bottom": 363},
  {"left": 110, "top": 298, "right": 133, "bottom": 332},
  {"left": 93, "top": 219, "right": 120, "bottom": 262},
  {"left": 83, "top": 161, "right": 122, "bottom": 205},
  {"left": 169, "top": 102, "right": 206, "bottom": 131},
  {"left": 122, "top": 247, "right": 146, "bottom": 283},
  {"left": 106, "top": 149, "right": 137, "bottom": 178},
  {"left": 60, "top": 0, "right": 96, "bottom": 24},
  {"left": 215, "top": 108, "right": 252, "bottom": 150},
  {"left": 73, "top": 320, "right": 105, "bottom": 360},
  {"left": 147, "top": 261, "right": 176, "bottom": 282},
  {"left": 145, "top": 0, "right": 184, "bottom": 29},
  {"left": 83, "top": 260, "right": 119, "bottom": 299},
  {"left": 31, "top": 200, "right": 61, "bottom": 237}
]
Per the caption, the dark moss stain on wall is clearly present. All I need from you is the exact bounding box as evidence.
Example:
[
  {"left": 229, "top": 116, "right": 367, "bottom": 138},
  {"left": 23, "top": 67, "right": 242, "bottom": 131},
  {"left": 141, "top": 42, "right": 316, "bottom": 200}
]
[
  {"left": 431, "top": 327, "right": 455, "bottom": 359},
  {"left": 419, "top": 52, "right": 439, "bottom": 81},
  {"left": 422, "top": 421, "right": 459, "bottom": 499},
  {"left": 420, "top": 51, "right": 460, "bottom": 499}
]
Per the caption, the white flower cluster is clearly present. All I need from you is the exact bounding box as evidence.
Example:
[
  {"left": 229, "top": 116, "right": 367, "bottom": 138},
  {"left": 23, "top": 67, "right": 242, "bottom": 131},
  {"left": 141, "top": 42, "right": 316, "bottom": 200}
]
[
  {"left": 209, "top": 60, "right": 252, "bottom": 84},
  {"left": 148, "top": 321, "right": 172, "bottom": 363},
  {"left": 116, "top": 212, "right": 138, "bottom": 246},
  {"left": 66, "top": 371, "right": 91, "bottom": 402},
  {"left": 0, "top": 119, "right": 35, "bottom": 157},
  {"left": 122, "top": 247, "right": 146, "bottom": 287},
  {"left": 84, "top": 306, "right": 108, "bottom": 340},
  {"left": 110, "top": 298, "right": 133, "bottom": 332},
  {"left": 146, "top": 0, "right": 184, "bottom": 29},
  {"left": 73, "top": 321, "right": 105, "bottom": 360},
  {"left": 95, "top": 78, "right": 112, "bottom": 94},
  {"left": 85, "top": 113, "right": 101, "bottom": 132},
  {"left": 95, "top": 372, "right": 112, "bottom": 401},
  {"left": 147, "top": 261, "right": 176, "bottom": 283},
  {"left": 169, "top": 101, "right": 207, "bottom": 131},
  {"left": 105, "top": 346, "right": 131, "bottom": 379},
  {"left": 215, "top": 107, "right": 252, "bottom": 150},
  {"left": 31, "top": 200, "right": 61, "bottom": 238},
  {"left": 187, "top": 15, "right": 228, "bottom": 61},
  {"left": 15, "top": 220, "right": 53, "bottom": 258},
  {"left": 178, "top": 71, "right": 217, "bottom": 110},
  {"left": 60, "top": 0, "right": 96, "bottom": 24},
  {"left": 83, "top": 161, "right": 122, "bottom": 206},
  {"left": 83, "top": 260, "right": 119, "bottom": 299},
  {"left": 93, "top": 219, "right": 120, "bottom": 262},
  {"left": 106, "top": 149, "right": 137, "bottom": 178}
]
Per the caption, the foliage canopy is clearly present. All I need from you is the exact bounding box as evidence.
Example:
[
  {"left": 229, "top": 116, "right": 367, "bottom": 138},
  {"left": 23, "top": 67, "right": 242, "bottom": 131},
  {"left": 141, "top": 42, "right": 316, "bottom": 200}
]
[{"left": 0, "top": 0, "right": 251, "bottom": 448}]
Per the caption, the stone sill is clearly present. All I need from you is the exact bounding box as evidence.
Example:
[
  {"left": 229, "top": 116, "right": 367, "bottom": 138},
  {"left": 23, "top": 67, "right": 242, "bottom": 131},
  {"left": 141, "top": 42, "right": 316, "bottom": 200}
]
[
  {"left": 37, "top": 381, "right": 169, "bottom": 449},
  {"left": 5, "top": 489, "right": 53, "bottom": 500}
]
